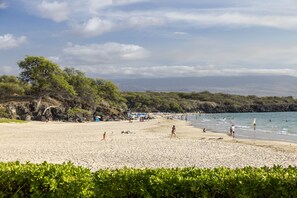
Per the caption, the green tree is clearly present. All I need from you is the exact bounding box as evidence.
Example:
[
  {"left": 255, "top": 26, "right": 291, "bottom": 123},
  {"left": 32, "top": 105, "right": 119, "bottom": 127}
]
[
  {"left": 63, "top": 67, "right": 97, "bottom": 105},
  {"left": 95, "top": 79, "right": 127, "bottom": 109},
  {"left": 0, "top": 75, "right": 29, "bottom": 97},
  {"left": 18, "top": 56, "right": 76, "bottom": 99}
]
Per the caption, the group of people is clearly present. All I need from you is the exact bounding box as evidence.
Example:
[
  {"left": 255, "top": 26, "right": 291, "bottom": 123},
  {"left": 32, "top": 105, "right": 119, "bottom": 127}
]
[
  {"left": 101, "top": 125, "right": 178, "bottom": 141},
  {"left": 101, "top": 118, "right": 257, "bottom": 141}
]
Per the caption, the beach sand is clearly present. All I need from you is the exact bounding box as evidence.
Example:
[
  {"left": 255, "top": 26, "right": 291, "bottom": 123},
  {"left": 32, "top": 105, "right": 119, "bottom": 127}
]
[{"left": 0, "top": 117, "right": 296, "bottom": 171}]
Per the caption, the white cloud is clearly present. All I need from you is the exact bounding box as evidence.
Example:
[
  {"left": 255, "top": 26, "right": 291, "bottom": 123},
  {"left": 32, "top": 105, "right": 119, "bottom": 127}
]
[
  {"left": 80, "top": 65, "right": 297, "bottom": 78},
  {"left": 112, "top": 0, "right": 145, "bottom": 4},
  {"left": 0, "top": 1, "right": 7, "bottom": 9},
  {"left": 0, "top": 34, "right": 27, "bottom": 50},
  {"left": 56, "top": 37, "right": 297, "bottom": 78},
  {"left": 31, "top": 0, "right": 147, "bottom": 21},
  {"left": 70, "top": 12, "right": 166, "bottom": 37},
  {"left": 173, "top": 31, "right": 188, "bottom": 35},
  {"left": 37, "top": 1, "right": 70, "bottom": 22},
  {"left": 72, "top": 17, "right": 114, "bottom": 37},
  {"left": 165, "top": 12, "right": 297, "bottom": 30},
  {"left": 18, "top": 0, "right": 297, "bottom": 37},
  {"left": 63, "top": 42, "right": 150, "bottom": 64},
  {"left": 128, "top": 15, "right": 166, "bottom": 28},
  {"left": 47, "top": 56, "right": 60, "bottom": 62},
  {"left": 75, "top": 0, "right": 146, "bottom": 13}
]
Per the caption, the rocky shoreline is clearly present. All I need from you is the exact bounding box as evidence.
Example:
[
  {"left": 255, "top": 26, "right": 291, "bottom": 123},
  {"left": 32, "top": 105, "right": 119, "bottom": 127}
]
[{"left": 0, "top": 96, "right": 126, "bottom": 122}]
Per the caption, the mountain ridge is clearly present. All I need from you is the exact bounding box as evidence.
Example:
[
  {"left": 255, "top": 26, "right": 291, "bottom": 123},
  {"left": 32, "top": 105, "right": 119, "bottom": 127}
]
[{"left": 112, "top": 75, "right": 297, "bottom": 97}]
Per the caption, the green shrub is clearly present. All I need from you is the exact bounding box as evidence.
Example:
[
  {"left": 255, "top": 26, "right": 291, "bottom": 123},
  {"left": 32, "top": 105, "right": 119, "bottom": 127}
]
[
  {"left": 92, "top": 166, "right": 297, "bottom": 198},
  {"left": 0, "top": 108, "right": 9, "bottom": 118},
  {"left": 0, "top": 162, "right": 297, "bottom": 197},
  {"left": 0, "top": 161, "right": 94, "bottom": 197},
  {"left": 67, "top": 108, "right": 91, "bottom": 117}
]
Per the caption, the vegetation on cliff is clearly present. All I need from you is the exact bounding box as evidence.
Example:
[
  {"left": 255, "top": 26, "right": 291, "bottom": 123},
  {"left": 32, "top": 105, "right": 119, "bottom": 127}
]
[
  {"left": 0, "top": 56, "right": 126, "bottom": 121},
  {"left": 123, "top": 91, "right": 297, "bottom": 113},
  {"left": 1, "top": 56, "right": 297, "bottom": 121}
]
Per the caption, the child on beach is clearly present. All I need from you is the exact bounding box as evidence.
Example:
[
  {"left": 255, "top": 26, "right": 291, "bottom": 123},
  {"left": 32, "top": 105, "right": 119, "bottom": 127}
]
[
  {"left": 101, "top": 132, "right": 106, "bottom": 141},
  {"left": 171, "top": 125, "right": 176, "bottom": 138}
]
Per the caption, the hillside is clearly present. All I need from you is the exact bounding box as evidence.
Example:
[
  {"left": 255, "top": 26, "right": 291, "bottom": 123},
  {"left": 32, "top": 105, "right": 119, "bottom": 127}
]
[{"left": 113, "top": 75, "right": 297, "bottom": 97}]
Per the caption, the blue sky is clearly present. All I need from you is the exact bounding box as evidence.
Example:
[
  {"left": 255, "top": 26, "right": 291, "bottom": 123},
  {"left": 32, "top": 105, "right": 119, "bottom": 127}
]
[{"left": 1, "top": 0, "right": 297, "bottom": 79}]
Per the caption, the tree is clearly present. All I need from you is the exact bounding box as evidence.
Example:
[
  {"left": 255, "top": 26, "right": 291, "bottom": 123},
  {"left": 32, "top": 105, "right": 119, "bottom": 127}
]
[
  {"left": 63, "top": 67, "right": 97, "bottom": 105},
  {"left": 18, "top": 56, "right": 76, "bottom": 98},
  {"left": 95, "top": 79, "right": 127, "bottom": 109},
  {"left": 18, "top": 56, "right": 76, "bottom": 109},
  {"left": 0, "top": 75, "right": 29, "bottom": 97}
]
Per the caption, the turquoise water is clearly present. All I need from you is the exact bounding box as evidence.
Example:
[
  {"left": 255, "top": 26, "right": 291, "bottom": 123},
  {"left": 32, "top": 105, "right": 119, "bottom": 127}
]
[{"left": 187, "top": 112, "right": 297, "bottom": 143}]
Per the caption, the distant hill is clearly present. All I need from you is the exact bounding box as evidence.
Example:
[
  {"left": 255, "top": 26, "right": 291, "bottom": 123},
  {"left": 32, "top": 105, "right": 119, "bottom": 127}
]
[{"left": 113, "top": 75, "right": 297, "bottom": 97}]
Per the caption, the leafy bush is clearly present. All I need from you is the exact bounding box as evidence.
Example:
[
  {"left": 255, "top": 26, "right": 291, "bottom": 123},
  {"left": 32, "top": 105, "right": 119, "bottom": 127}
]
[
  {"left": 67, "top": 108, "right": 91, "bottom": 117},
  {"left": 1, "top": 162, "right": 297, "bottom": 197},
  {"left": 0, "top": 108, "right": 9, "bottom": 118},
  {"left": 0, "top": 75, "right": 29, "bottom": 97},
  {"left": 93, "top": 166, "right": 297, "bottom": 198},
  {"left": 0, "top": 161, "right": 94, "bottom": 197}
]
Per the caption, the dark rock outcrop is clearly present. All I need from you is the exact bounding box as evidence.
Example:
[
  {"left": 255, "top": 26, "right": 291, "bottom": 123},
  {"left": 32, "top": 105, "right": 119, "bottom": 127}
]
[{"left": 0, "top": 96, "right": 126, "bottom": 122}]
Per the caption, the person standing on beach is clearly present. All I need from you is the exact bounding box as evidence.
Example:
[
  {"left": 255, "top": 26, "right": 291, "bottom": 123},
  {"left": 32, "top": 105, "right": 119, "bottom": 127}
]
[
  {"left": 231, "top": 124, "right": 235, "bottom": 138},
  {"left": 171, "top": 125, "right": 176, "bottom": 138},
  {"left": 101, "top": 132, "right": 106, "bottom": 141},
  {"left": 253, "top": 118, "right": 256, "bottom": 131}
]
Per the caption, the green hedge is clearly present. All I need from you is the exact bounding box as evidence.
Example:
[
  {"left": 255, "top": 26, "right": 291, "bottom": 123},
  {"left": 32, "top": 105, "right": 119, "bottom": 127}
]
[
  {"left": 0, "top": 161, "right": 94, "bottom": 197},
  {"left": 1, "top": 162, "right": 297, "bottom": 197}
]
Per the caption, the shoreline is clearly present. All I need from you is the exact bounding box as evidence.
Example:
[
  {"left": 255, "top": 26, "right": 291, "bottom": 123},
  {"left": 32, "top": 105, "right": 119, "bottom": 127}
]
[
  {"left": 0, "top": 117, "right": 296, "bottom": 170},
  {"left": 185, "top": 112, "right": 297, "bottom": 145},
  {"left": 163, "top": 117, "right": 297, "bottom": 153}
]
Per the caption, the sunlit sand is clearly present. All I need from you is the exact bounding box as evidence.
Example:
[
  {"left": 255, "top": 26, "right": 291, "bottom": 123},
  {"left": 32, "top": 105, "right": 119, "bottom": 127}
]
[{"left": 0, "top": 117, "right": 296, "bottom": 171}]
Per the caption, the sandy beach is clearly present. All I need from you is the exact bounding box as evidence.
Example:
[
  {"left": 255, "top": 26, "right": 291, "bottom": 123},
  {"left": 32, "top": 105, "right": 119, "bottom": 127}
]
[{"left": 0, "top": 117, "right": 296, "bottom": 171}]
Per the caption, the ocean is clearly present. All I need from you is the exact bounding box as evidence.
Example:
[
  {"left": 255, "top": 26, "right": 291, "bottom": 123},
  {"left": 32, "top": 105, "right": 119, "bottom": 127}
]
[{"left": 185, "top": 112, "right": 297, "bottom": 143}]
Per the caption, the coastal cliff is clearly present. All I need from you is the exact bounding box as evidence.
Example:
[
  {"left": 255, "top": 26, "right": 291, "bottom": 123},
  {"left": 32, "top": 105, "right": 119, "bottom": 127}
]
[
  {"left": 0, "top": 96, "right": 126, "bottom": 122},
  {"left": 1, "top": 94, "right": 297, "bottom": 121},
  {"left": 123, "top": 92, "right": 297, "bottom": 113}
]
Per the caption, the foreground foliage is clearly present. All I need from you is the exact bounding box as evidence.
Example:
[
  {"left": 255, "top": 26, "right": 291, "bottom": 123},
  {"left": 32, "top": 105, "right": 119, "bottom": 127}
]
[
  {"left": 1, "top": 162, "right": 297, "bottom": 197},
  {"left": 0, "top": 162, "right": 94, "bottom": 197}
]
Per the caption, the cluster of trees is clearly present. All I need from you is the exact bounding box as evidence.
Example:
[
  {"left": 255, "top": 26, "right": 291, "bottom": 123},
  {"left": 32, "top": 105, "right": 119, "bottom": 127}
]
[
  {"left": 0, "top": 75, "right": 29, "bottom": 97},
  {"left": 0, "top": 56, "right": 127, "bottom": 111},
  {"left": 123, "top": 91, "right": 297, "bottom": 113}
]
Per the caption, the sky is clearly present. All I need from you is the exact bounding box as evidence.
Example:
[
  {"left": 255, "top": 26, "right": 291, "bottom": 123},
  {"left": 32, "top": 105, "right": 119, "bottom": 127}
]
[{"left": 1, "top": 0, "right": 297, "bottom": 79}]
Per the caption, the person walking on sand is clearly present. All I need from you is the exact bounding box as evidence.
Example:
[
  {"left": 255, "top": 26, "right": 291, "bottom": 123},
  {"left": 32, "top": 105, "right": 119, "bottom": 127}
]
[
  {"left": 171, "top": 125, "right": 176, "bottom": 138},
  {"left": 101, "top": 132, "right": 106, "bottom": 141}
]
